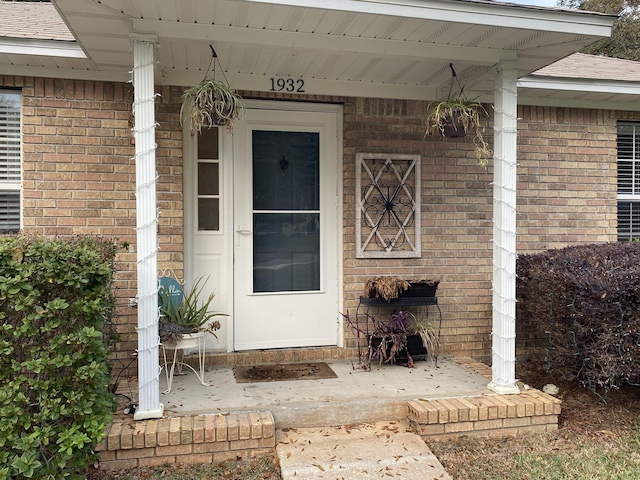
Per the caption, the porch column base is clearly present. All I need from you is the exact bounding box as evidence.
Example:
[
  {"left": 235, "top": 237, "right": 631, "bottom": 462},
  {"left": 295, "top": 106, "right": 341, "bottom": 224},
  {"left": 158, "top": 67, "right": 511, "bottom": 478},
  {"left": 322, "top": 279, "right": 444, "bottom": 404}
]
[
  {"left": 487, "top": 381, "right": 520, "bottom": 395},
  {"left": 134, "top": 403, "right": 165, "bottom": 421}
]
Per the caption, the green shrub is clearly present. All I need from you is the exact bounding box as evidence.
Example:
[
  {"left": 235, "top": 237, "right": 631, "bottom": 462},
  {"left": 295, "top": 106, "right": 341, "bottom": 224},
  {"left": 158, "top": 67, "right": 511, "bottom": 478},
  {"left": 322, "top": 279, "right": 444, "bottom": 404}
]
[{"left": 0, "top": 235, "right": 119, "bottom": 479}]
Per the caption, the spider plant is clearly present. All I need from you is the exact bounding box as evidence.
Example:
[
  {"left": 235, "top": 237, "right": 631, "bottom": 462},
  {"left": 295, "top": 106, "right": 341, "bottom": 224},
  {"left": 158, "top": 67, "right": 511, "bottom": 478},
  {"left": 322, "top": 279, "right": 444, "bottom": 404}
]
[
  {"left": 425, "top": 93, "right": 492, "bottom": 168},
  {"left": 180, "top": 77, "right": 245, "bottom": 133},
  {"left": 411, "top": 314, "right": 440, "bottom": 364}
]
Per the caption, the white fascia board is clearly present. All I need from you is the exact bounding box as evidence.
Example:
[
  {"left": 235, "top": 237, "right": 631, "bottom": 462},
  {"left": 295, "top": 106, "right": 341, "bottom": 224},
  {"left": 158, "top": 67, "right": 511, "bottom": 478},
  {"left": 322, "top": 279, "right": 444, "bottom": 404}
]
[
  {"left": 517, "top": 94, "right": 640, "bottom": 111},
  {"left": 134, "top": 20, "right": 517, "bottom": 66},
  {"left": 519, "top": 76, "right": 640, "bottom": 96},
  {"left": 165, "top": 70, "right": 437, "bottom": 100},
  {"left": 242, "top": 0, "right": 615, "bottom": 36},
  {"left": 0, "top": 38, "right": 86, "bottom": 59},
  {"left": 0, "top": 64, "right": 128, "bottom": 83}
]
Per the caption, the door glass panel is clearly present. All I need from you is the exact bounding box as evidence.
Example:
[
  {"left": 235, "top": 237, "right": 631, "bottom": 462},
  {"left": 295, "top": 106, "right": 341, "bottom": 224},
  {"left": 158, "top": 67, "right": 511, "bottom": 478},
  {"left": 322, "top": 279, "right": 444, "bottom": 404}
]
[
  {"left": 198, "top": 128, "right": 219, "bottom": 159},
  {"left": 198, "top": 163, "right": 219, "bottom": 195},
  {"left": 197, "top": 128, "right": 220, "bottom": 231},
  {"left": 252, "top": 131, "right": 319, "bottom": 210},
  {"left": 252, "top": 130, "right": 320, "bottom": 293},
  {"left": 253, "top": 212, "right": 320, "bottom": 293},
  {"left": 198, "top": 198, "right": 219, "bottom": 231}
]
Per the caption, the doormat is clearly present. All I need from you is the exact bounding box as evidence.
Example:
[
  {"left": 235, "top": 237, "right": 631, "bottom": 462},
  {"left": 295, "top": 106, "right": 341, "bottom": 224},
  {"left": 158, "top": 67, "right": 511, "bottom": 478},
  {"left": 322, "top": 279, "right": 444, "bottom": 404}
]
[{"left": 233, "top": 362, "right": 337, "bottom": 383}]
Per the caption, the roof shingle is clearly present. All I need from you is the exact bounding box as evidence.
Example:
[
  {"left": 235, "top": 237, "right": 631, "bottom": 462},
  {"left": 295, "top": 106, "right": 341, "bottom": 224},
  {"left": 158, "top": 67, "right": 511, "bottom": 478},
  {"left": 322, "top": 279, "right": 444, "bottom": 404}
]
[
  {"left": 0, "top": 1, "right": 75, "bottom": 42},
  {"left": 533, "top": 52, "right": 640, "bottom": 81}
]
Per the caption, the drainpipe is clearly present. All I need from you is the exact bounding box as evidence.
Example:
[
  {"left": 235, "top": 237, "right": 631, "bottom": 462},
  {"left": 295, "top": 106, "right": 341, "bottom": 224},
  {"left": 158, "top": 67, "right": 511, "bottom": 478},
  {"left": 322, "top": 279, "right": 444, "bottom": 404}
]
[
  {"left": 489, "top": 62, "right": 520, "bottom": 395},
  {"left": 131, "top": 35, "right": 164, "bottom": 420}
]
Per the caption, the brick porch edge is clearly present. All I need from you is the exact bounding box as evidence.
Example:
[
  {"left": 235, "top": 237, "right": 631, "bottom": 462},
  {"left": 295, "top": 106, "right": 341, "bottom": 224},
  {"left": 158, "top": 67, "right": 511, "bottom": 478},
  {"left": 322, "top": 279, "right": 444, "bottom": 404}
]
[
  {"left": 405, "top": 357, "right": 563, "bottom": 441},
  {"left": 95, "top": 357, "right": 561, "bottom": 469},
  {"left": 96, "top": 411, "right": 276, "bottom": 470},
  {"left": 407, "top": 389, "right": 561, "bottom": 440}
]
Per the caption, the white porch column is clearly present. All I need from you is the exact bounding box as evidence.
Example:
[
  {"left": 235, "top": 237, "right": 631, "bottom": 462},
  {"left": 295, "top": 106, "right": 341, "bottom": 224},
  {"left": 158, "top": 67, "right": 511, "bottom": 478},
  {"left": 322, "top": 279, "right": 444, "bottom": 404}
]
[
  {"left": 132, "top": 35, "right": 164, "bottom": 420},
  {"left": 489, "top": 62, "right": 520, "bottom": 395}
]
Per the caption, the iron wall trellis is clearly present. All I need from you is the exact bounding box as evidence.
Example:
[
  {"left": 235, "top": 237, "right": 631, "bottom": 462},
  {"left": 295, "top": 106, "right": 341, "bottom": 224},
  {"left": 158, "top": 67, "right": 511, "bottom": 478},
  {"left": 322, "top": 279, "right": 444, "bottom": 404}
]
[{"left": 355, "top": 153, "right": 421, "bottom": 258}]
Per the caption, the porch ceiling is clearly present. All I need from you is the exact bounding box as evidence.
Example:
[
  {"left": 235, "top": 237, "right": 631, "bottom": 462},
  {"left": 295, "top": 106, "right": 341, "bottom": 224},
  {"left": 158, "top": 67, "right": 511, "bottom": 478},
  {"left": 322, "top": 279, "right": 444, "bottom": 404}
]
[{"left": 39, "top": 0, "right": 614, "bottom": 102}]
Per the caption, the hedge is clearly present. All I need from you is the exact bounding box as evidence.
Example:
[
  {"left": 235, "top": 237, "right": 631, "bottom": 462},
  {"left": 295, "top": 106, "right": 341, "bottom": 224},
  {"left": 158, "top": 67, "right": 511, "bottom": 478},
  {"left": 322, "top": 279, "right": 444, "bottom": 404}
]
[
  {"left": 0, "top": 236, "right": 119, "bottom": 479},
  {"left": 517, "top": 242, "right": 640, "bottom": 399}
]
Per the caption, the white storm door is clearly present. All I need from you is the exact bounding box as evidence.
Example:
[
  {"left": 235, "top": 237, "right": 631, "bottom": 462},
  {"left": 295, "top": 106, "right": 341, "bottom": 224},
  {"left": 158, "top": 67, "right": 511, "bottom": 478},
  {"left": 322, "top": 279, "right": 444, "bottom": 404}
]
[{"left": 233, "top": 107, "right": 339, "bottom": 350}]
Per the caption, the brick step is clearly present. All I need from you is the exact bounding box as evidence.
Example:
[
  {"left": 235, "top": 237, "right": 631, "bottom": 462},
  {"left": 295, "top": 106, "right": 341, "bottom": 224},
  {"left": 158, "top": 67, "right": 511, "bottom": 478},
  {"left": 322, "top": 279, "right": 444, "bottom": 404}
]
[
  {"left": 407, "top": 388, "right": 561, "bottom": 440},
  {"left": 97, "top": 411, "right": 276, "bottom": 470}
]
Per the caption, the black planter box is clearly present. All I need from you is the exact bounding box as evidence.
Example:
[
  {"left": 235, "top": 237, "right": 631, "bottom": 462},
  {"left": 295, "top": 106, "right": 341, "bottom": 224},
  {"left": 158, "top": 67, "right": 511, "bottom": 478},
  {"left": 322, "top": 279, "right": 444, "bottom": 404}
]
[
  {"left": 369, "top": 334, "right": 427, "bottom": 363},
  {"left": 402, "top": 281, "right": 438, "bottom": 298}
]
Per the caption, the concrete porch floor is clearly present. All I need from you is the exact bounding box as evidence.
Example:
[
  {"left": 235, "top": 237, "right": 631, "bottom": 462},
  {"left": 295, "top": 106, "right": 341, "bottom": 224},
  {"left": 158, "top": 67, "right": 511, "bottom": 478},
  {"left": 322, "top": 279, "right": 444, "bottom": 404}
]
[
  {"left": 97, "top": 357, "right": 561, "bottom": 470},
  {"left": 159, "top": 358, "right": 492, "bottom": 427}
]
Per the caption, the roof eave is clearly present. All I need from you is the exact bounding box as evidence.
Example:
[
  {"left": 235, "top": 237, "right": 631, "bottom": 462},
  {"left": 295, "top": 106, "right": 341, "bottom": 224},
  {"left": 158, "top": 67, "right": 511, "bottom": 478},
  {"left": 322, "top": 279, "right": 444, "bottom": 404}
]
[
  {"left": 0, "top": 37, "right": 86, "bottom": 59},
  {"left": 519, "top": 75, "right": 640, "bottom": 96},
  {"left": 241, "top": 0, "right": 616, "bottom": 35}
]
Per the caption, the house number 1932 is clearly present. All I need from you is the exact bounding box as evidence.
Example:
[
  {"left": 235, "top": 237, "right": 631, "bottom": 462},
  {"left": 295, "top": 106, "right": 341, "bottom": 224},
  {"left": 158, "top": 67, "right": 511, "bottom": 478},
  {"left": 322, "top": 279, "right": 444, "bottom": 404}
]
[{"left": 270, "top": 77, "right": 305, "bottom": 93}]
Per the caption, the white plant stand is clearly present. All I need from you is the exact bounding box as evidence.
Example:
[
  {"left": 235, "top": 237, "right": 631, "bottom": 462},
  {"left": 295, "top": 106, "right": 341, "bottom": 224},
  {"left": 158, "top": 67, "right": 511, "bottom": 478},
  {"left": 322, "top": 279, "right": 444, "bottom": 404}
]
[{"left": 161, "top": 332, "right": 208, "bottom": 394}]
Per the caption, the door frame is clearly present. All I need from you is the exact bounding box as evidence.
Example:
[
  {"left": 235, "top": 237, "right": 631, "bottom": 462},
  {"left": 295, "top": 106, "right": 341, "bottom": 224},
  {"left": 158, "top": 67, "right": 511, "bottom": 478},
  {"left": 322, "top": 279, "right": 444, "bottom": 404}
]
[{"left": 184, "top": 100, "right": 344, "bottom": 352}]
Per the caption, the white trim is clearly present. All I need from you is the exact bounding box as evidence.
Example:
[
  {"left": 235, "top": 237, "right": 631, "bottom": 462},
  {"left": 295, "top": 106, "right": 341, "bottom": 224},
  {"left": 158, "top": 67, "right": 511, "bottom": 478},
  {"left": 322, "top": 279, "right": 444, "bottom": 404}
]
[
  {"left": 134, "top": 19, "right": 518, "bottom": 66},
  {"left": 165, "top": 71, "right": 437, "bottom": 101},
  {"left": 489, "top": 62, "right": 519, "bottom": 396},
  {"left": 519, "top": 77, "right": 640, "bottom": 96},
  {"left": 132, "top": 38, "right": 163, "bottom": 421},
  {"left": 241, "top": 0, "right": 615, "bottom": 34},
  {"left": 517, "top": 95, "right": 640, "bottom": 112},
  {"left": 0, "top": 38, "right": 86, "bottom": 59},
  {"left": 0, "top": 65, "right": 129, "bottom": 83}
]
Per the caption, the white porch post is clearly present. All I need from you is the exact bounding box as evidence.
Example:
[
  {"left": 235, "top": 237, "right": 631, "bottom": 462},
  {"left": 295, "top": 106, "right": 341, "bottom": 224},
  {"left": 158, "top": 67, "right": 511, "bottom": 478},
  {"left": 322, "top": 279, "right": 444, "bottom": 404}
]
[
  {"left": 132, "top": 35, "right": 164, "bottom": 420},
  {"left": 489, "top": 62, "right": 520, "bottom": 395}
]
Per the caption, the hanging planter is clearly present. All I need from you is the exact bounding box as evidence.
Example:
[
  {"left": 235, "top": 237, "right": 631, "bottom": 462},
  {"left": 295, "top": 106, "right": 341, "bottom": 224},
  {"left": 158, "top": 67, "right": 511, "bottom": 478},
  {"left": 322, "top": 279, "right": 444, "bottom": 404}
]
[
  {"left": 439, "top": 108, "right": 467, "bottom": 138},
  {"left": 424, "top": 64, "right": 492, "bottom": 168},
  {"left": 180, "top": 46, "right": 245, "bottom": 133}
]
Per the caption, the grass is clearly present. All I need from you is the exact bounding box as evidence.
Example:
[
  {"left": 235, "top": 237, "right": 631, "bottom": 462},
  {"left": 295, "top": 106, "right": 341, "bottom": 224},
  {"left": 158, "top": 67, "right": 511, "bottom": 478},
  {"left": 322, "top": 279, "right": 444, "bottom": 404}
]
[
  {"left": 429, "top": 369, "right": 640, "bottom": 480},
  {"left": 431, "top": 426, "right": 640, "bottom": 479}
]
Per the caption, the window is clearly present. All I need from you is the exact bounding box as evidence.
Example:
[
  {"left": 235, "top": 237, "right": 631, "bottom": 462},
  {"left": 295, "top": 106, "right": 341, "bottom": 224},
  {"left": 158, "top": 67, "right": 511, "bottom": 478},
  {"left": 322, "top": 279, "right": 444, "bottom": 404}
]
[
  {"left": 197, "top": 127, "right": 220, "bottom": 231},
  {"left": 618, "top": 123, "right": 640, "bottom": 241},
  {"left": 0, "top": 91, "right": 21, "bottom": 233}
]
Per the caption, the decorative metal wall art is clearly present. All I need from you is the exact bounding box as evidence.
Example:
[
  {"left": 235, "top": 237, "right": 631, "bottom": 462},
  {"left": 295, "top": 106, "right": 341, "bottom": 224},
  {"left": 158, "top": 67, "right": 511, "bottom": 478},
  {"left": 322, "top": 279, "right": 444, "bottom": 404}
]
[{"left": 356, "top": 153, "right": 421, "bottom": 258}]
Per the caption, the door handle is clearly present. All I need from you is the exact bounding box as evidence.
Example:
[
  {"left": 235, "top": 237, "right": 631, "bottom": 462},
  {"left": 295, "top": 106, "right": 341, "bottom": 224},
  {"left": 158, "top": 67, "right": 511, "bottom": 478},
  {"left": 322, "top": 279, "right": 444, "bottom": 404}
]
[{"left": 235, "top": 225, "right": 251, "bottom": 246}]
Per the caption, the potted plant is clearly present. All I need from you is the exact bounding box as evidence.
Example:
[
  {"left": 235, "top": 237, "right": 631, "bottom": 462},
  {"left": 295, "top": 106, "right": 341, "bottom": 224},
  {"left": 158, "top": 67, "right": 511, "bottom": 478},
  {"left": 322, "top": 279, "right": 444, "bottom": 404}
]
[
  {"left": 424, "top": 93, "right": 492, "bottom": 168},
  {"left": 345, "top": 309, "right": 439, "bottom": 369},
  {"left": 158, "top": 275, "right": 223, "bottom": 344},
  {"left": 403, "top": 279, "right": 440, "bottom": 298},
  {"left": 364, "top": 276, "right": 410, "bottom": 302},
  {"left": 180, "top": 77, "right": 245, "bottom": 133},
  {"left": 364, "top": 276, "right": 440, "bottom": 301}
]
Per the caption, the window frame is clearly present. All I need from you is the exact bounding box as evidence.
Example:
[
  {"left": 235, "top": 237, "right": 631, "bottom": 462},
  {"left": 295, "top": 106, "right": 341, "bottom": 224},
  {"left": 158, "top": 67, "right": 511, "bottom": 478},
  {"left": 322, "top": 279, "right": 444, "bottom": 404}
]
[
  {"left": 0, "top": 89, "right": 22, "bottom": 233},
  {"left": 617, "top": 122, "right": 640, "bottom": 241}
]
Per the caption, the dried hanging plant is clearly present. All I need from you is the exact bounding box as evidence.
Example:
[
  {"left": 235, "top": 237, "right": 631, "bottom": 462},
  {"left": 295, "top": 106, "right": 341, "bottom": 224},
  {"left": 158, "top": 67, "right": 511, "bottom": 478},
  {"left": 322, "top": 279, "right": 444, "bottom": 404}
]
[
  {"left": 180, "top": 45, "right": 245, "bottom": 133},
  {"left": 424, "top": 64, "right": 492, "bottom": 168},
  {"left": 180, "top": 78, "right": 245, "bottom": 133},
  {"left": 364, "top": 276, "right": 410, "bottom": 302}
]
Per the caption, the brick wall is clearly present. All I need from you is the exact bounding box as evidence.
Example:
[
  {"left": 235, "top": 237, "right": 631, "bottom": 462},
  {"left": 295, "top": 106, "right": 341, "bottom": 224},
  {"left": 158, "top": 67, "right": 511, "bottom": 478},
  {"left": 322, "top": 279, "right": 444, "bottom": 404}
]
[
  {"left": 517, "top": 106, "right": 619, "bottom": 251},
  {"left": 1, "top": 76, "right": 185, "bottom": 370},
  {"left": 0, "top": 75, "right": 624, "bottom": 365},
  {"left": 342, "top": 97, "right": 496, "bottom": 360},
  {"left": 342, "top": 100, "right": 622, "bottom": 362}
]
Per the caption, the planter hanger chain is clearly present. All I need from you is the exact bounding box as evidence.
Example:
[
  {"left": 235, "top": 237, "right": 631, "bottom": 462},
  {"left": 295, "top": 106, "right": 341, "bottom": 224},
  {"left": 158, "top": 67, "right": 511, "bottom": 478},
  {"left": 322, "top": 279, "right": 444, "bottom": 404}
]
[
  {"left": 204, "top": 44, "right": 232, "bottom": 87},
  {"left": 447, "top": 63, "right": 467, "bottom": 102}
]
